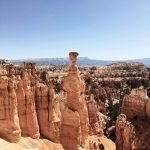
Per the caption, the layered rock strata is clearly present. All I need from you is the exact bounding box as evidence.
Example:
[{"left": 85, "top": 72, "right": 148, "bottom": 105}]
[
  {"left": 0, "top": 56, "right": 115, "bottom": 149},
  {"left": 0, "top": 77, "right": 21, "bottom": 142},
  {"left": 116, "top": 88, "right": 150, "bottom": 150},
  {"left": 16, "top": 79, "right": 40, "bottom": 139},
  {"left": 121, "top": 88, "right": 150, "bottom": 119},
  {"left": 35, "top": 84, "right": 61, "bottom": 142},
  {"left": 61, "top": 52, "right": 89, "bottom": 150},
  {"left": 115, "top": 114, "right": 135, "bottom": 150},
  {"left": 87, "top": 94, "right": 107, "bottom": 135}
]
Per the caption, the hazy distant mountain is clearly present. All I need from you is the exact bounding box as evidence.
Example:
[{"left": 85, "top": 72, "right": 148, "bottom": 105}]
[
  {"left": 12, "top": 57, "right": 150, "bottom": 67},
  {"left": 12, "top": 57, "right": 115, "bottom": 66},
  {"left": 128, "top": 58, "right": 150, "bottom": 67}
]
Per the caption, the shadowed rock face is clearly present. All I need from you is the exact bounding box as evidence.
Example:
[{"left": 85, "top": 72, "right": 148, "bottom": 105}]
[
  {"left": 87, "top": 94, "right": 107, "bottom": 135},
  {"left": 115, "top": 88, "right": 150, "bottom": 150},
  {"left": 121, "top": 88, "right": 150, "bottom": 119},
  {"left": 115, "top": 114, "right": 135, "bottom": 150}
]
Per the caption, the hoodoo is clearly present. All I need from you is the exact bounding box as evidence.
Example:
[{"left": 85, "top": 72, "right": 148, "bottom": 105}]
[{"left": 61, "top": 52, "right": 89, "bottom": 150}]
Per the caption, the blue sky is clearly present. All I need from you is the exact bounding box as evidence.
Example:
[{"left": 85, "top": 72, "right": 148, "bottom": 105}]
[{"left": 0, "top": 0, "right": 150, "bottom": 60}]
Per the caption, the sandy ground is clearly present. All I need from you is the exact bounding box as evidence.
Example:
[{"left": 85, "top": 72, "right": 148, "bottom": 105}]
[
  {"left": 0, "top": 138, "right": 64, "bottom": 150},
  {"left": 0, "top": 136, "right": 116, "bottom": 150},
  {"left": 88, "top": 135, "right": 116, "bottom": 150}
]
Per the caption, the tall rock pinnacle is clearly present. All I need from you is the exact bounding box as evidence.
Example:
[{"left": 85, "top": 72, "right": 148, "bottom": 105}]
[{"left": 61, "top": 52, "right": 89, "bottom": 150}]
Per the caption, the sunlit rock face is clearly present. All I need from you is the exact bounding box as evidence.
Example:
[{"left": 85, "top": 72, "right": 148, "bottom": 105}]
[
  {"left": 35, "top": 83, "right": 61, "bottom": 143},
  {"left": 16, "top": 78, "right": 40, "bottom": 139},
  {"left": 16, "top": 80, "right": 26, "bottom": 136},
  {"left": 0, "top": 61, "right": 62, "bottom": 144},
  {"left": 0, "top": 55, "right": 118, "bottom": 150},
  {"left": 0, "top": 77, "right": 21, "bottom": 142},
  {"left": 61, "top": 52, "right": 89, "bottom": 150}
]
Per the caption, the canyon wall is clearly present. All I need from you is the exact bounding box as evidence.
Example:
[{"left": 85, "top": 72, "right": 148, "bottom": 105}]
[
  {"left": 0, "top": 54, "right": 116, "bottom": 150},
  {"left": 0, "top": 62, "right": 59, "bottom": 143},
  {"left": 115, "top": 114, "right": 135, "bottom": 150},
  {"left": 121, "top": 88, "right": 150, "bottom": 119},
  {"left": 116, "top": 88, "right": 150, "bottom": 150}
]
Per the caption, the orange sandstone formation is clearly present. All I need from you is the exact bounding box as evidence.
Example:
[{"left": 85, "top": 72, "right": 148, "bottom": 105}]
[
  {"left": 61, "top": 52, "right": 89, "bottom": 150},
  {"left": 0, "top": 54, "right": 118, "bottom": 150},
  {"left": 115, "top": 114, "right": 135, "bottom": 150},
  {"left": 35, "top": 84, "right": 61, "bottom": 142},
  {"left": 87, "top": 94, "right": 107, "bottom": 135},
  {"left": 16, "top": 79, "right": 40, "bottom": 139},
  {"left": 116, "top": 88, "right": 150, "bottom": 150},
  {"left": 0, "top": 77, "right": 21, "bottom": 142},
  {"left": 121, "top": 88, "right": 150, "bottom": 119}
]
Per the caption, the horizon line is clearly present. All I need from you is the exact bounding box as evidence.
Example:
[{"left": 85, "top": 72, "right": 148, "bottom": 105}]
[{"left": 0, "top": 57, "right": 150, "bottom": 62}]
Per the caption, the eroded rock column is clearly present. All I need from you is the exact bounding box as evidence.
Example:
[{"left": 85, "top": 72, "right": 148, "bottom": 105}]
[
  {"left": 16, "top": 70, "right": 40, "bottom": 139},
  {"left": 61, "top": 52, "right": 89, "bottom": 150},
  {"left": 0, "top": 77, "right": 21, "bottom": 142},
  {"left": 115, "top": 114, "right": 135, "bottom": 150},
  {"left": 35, "top": 84, "right": 61, "bottom": 142}
]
